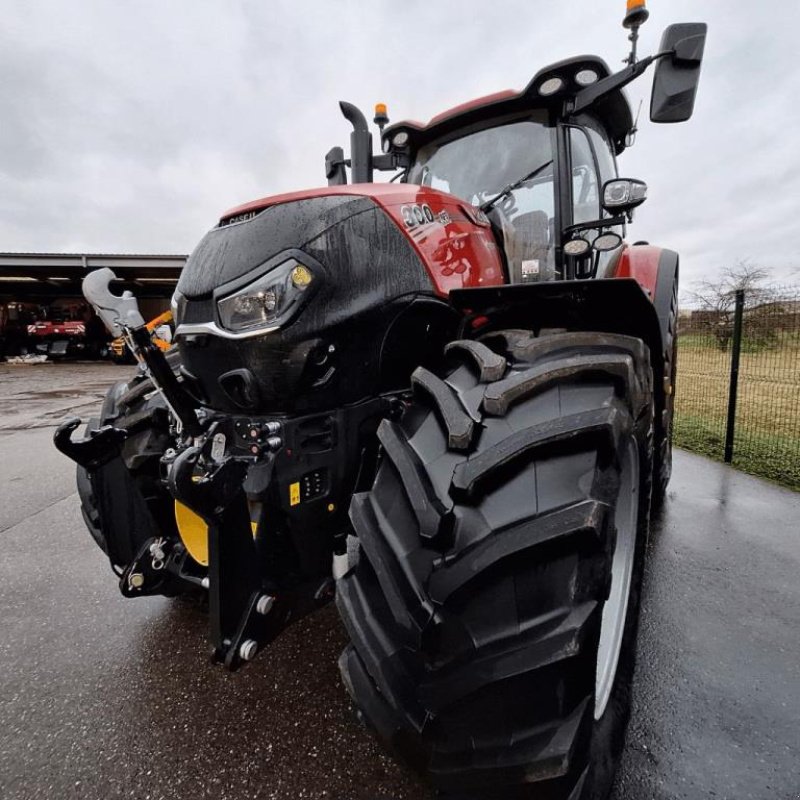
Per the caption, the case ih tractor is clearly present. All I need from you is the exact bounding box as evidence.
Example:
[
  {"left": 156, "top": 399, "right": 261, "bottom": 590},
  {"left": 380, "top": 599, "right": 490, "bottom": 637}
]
[{"left": 56, "top": 6, "right": 706, "bottom": 798}]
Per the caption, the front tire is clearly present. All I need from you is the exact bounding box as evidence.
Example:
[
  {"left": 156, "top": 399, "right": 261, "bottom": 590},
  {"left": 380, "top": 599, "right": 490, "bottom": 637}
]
[
  {"left": 337, "top": 331, "right": 653, "bottom": 799},
  {"left": 76, "top": 366, "right": 179, "bottom": 576}
]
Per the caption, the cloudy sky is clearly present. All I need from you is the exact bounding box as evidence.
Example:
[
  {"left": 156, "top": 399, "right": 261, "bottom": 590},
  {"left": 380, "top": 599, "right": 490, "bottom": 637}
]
[{"left": 1, "top": 0, "right": 798, "bottom": 294}]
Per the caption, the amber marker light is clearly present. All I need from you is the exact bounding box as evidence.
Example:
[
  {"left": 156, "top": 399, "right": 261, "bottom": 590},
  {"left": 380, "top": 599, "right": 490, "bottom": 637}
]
[
  {"left": 290, "top": 264, "right": 313, "bottom": 289},
  {"left": 624, "top": 0, "right": 649, "bottom": 29},
  {"left": 374, "top": 102, "right": 389, "bottom": 132}
]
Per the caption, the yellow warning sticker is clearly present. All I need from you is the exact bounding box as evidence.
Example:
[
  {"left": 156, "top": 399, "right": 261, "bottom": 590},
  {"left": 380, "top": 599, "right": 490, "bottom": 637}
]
[{"left": 289, "top": 482, "right": 301, "bottom": 507}]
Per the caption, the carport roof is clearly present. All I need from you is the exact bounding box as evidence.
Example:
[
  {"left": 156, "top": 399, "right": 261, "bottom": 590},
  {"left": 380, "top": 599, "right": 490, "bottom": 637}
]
[
  {"left": 0, "top": 252, "right": 187, "bottom": 299},
  {"left": 0, "top": 251, "right": 186, "bottom": 278}
]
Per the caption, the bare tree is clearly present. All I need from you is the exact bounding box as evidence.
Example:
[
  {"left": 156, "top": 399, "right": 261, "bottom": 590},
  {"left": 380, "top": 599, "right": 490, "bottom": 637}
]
[{"left": 688, "top": 262, "right": 773, "bottom": 349}]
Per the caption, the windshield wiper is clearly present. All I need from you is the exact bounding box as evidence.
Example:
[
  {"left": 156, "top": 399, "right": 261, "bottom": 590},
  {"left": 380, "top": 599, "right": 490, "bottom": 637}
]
[{"left": 479, "top": 159, "right": 554, "bottom": 213}]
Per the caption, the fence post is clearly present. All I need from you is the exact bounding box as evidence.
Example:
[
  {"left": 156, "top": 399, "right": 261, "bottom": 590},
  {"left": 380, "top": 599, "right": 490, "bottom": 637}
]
[{"left": 724, "top": 289, "right": 745, "bottom": 463}]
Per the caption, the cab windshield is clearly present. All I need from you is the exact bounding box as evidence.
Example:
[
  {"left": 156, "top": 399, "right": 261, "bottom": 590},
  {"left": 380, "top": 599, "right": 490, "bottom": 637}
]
[{"left": 406, "top": 118, "right": 556, "bottom": 282}]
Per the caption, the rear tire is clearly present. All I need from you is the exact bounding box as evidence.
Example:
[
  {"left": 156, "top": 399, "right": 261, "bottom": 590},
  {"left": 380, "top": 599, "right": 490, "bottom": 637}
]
[{"left": 337, "top": 330, "right": 653, "bottom": 799}]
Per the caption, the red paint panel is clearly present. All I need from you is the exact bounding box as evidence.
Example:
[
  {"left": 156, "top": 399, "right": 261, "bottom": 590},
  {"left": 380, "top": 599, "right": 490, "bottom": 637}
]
[
  {"left": 220, "top": 184, "right": 506, "bottom": 298},
  {"left": 613, "top": 244, "right": 662, "bottom": 298},
  {"left": 427, "top": 90, "right": 518, "bottom": 127},
  {"left": 371, "top": 186, "right": 505, "bottom": 295},
  {"left": 220, "top": 183, "right": 416, "bottom": 220}
]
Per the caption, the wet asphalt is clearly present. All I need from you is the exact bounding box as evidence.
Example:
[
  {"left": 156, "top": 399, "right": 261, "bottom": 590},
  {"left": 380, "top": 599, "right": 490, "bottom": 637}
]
[{"left": 0, "top": 363, "right": 798, "bottom": 800}]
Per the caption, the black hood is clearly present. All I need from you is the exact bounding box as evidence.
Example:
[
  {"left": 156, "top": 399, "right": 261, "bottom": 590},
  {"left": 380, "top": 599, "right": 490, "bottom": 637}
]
[
  {"left": 175, "top": 194, "right": 456, "bottom": 414},
  {"left": 179, "top": 196, "right": 377, "bottom": 298}
]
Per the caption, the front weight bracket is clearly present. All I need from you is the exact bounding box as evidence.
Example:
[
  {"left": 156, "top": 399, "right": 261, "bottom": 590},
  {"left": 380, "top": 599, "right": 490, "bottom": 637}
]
[{"left": 168, "top": 445, "right": 264, "bottom": 669}]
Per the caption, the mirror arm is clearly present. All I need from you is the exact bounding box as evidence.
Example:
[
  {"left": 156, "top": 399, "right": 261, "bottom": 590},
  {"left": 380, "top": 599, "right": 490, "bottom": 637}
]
[
  {"left": 570, "top": 51, "right": 672, "bottom": 115},
  {"left": 564, "top": 215, "right": 627, "bottom": 237},
  {"left": 372, "top": 153, "right": 409, "bottom": 172}
]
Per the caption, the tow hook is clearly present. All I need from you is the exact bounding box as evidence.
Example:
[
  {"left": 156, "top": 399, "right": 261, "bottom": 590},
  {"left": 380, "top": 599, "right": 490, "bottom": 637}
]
[{"left": 54, "top": 417, "right": 128, "bottom": 469}]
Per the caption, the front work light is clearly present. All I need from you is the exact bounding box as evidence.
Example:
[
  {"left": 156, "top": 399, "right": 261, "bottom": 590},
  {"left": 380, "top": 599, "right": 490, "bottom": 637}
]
[
  {"left": 538, "top": 76, "right": 565, "bottom": 97},
  {"left": 575, "top": 69, "right": 599, "bottom": 87},
  {"left": 217, "top": 258, "right": 315, "bottom": 333},
  {"left": 594, "top": 232, "right": 623, "bottom": 252},
  {"left": 564, "top": 238, "right": 592, "bottom": 257},
  {"left": 392, "top": 131, "right": 410, "bottom": 148}
]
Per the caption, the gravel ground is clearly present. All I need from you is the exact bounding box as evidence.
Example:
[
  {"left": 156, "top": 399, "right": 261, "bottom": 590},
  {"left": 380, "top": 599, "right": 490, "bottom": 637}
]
[{"left": 0, "top": 362, "right": 798, "bottom": 800}]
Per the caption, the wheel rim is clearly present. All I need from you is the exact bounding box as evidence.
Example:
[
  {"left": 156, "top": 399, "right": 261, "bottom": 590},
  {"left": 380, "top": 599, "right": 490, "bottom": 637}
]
[{"left": 594, "top": 438, "right": 639, "bottom": 720}]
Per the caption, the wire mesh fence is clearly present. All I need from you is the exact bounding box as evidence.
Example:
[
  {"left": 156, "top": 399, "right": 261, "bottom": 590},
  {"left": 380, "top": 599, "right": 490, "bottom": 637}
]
[{"left": 675, "top": 285, "right": 800, "bottom": 490}]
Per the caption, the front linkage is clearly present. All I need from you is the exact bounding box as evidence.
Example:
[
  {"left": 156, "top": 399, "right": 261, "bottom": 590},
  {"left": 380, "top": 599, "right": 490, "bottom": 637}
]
[{"left": 55, "top": 268, "right": 391, "bottom": 669}]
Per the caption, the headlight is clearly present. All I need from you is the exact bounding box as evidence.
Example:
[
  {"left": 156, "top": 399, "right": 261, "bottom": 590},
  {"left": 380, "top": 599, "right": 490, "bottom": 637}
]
[{"left": 217, "top": 258, "right": 315, "bottom": 333}]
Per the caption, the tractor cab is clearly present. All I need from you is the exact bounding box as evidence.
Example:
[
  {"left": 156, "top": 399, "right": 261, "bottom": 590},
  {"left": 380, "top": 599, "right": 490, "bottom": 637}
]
[
  {"left": 389, "top": 59, "right": 628, "bottom": 284},
  {"left": 326, "top": 20, "right": 707, "bottom": 283},
  {"left": 406, "top": 110, "right": 561, "bottom": 283}
]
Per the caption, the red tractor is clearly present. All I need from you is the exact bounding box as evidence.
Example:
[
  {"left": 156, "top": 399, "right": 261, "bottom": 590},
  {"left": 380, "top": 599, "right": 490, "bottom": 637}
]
[{"left": 56, "top": 7, "right": 706, "bottom": 798}]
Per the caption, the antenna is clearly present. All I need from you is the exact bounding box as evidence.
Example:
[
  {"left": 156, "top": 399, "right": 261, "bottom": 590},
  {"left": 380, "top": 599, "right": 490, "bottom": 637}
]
[
  {"left": 625, "top": 99, "right": 644, "bottom": 148},
  {"left": 623, "top": 0, "right": 650, "bottom": 65}
]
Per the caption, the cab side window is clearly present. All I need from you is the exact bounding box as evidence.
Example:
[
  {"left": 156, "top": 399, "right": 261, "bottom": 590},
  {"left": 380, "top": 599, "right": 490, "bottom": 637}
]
[
  {"left": 569, "top": 123, "right": 624, "bottom": 275},
  {"left": 569, "top": 127, "right": 600, "bottom": 225},
  {"left": 584, "top": 121, "right": 625, "bottom": 274},
  {"left": 584, "top": 122, "right": 619, "bottom": 217}
]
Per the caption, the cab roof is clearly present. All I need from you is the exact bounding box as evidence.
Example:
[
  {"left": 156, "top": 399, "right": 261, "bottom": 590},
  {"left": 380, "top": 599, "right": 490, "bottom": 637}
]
[{"left": 383, "top": 56, "right": 634, "bottom": 155}]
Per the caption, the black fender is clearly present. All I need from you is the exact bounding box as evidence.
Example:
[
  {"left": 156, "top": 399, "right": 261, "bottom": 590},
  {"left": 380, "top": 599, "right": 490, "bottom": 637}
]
[
  {"left": 450, "top": 264, "right": 680, "bottom": 444},
  {"left": 651, "top": 249, "right": 679, "bottom": 357}
]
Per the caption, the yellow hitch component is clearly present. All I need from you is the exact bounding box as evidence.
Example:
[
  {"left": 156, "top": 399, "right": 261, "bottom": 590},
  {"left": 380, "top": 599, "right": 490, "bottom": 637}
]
[
  {"left": 174, "top": 501, "right": 210, "bottom": 566},
  {"left": 174, "top": 501, "right": 258, "bottom": 567}
]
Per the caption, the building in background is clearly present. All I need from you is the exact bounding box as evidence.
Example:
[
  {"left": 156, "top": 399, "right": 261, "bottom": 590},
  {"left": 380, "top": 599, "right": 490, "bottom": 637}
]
[{"left": 0, "top": 253, "right": 185, "bottom": 359}]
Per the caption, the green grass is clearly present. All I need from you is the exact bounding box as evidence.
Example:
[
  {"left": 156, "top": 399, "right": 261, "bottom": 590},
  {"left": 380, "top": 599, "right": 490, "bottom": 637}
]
[
  {"left": 674, "top": 413, "right": 800, "bottom": 491},
  {"left": 674, "top": 335, "right": 800, "bottom": 492}
]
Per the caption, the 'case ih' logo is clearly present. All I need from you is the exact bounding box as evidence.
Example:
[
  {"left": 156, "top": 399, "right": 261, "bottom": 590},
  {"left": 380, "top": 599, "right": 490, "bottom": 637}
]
[
  {"left": 221, "top": 210, "right": 258, "bottom": 226},
  {"left": 401, "top": 203, "right": 450, "bottom": 229}
]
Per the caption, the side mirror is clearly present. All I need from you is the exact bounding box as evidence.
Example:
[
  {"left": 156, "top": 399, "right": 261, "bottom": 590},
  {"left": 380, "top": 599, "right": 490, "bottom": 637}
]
[
  {"left": 651, "top": 22, "right": 708, "bottom": 123},
  {"left": 325, "top": 146, "right": 347, "bottom": 186},
  {"left": 602, "top": 178, "right": 648, "bottom": 214}
]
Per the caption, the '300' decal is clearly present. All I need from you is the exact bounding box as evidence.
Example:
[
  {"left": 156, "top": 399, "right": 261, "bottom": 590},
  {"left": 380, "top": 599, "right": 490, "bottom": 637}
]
[{"left": 401, "top": 203, "right": 451, "bottom": 229}]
